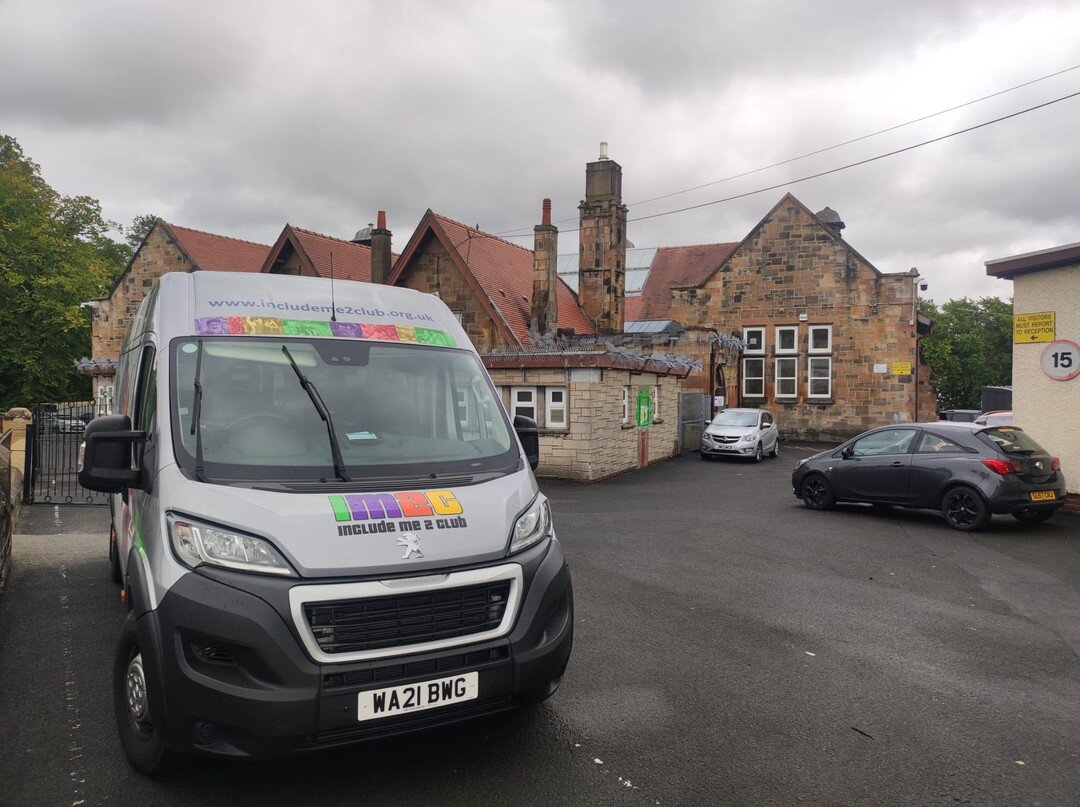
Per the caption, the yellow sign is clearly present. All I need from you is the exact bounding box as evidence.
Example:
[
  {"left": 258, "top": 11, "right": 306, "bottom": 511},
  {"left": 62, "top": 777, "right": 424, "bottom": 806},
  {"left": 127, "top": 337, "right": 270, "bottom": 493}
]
[
  {"left": 1014, "top": 311, "right": 1055, "bottom": 343},
  {"left": 891, "top": 362, "right": 912, "bottom": 376}
]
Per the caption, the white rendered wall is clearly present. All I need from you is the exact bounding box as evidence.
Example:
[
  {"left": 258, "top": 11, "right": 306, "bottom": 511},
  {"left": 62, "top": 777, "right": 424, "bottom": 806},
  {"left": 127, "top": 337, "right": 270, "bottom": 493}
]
[{"left": 1011, "top": 264, "right": 1080, "bottom": 494}]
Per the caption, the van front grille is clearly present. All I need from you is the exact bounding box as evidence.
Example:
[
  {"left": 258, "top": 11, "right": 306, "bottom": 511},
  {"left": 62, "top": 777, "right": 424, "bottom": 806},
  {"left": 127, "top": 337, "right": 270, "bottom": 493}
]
[{"left": 304, "top": 581, "right": 512, "bottom": 655}]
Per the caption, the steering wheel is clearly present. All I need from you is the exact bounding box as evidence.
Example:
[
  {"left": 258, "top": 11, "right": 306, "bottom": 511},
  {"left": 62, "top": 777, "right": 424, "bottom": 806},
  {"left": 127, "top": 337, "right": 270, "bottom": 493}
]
[{"left": 225, "top": 412, "right": 294, "bottom": 432}]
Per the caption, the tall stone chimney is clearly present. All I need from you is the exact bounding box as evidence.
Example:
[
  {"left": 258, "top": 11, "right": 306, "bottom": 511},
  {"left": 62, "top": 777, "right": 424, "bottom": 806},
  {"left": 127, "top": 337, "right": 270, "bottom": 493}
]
[
  {"left": 370, "top": 210, "right": 392, "bottom": 285},
  {"left": 531, "top": 198, "right": 559, "bottom": 337},
  {"left": 578, "top": 143, "right": 627, "bottom": 334}
]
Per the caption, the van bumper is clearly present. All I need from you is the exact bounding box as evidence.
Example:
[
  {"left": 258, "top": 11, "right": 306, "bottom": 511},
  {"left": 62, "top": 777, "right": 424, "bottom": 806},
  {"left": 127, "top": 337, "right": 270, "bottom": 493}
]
[{"left": 135, "top": 538, "right": 572, "bottom": 759}]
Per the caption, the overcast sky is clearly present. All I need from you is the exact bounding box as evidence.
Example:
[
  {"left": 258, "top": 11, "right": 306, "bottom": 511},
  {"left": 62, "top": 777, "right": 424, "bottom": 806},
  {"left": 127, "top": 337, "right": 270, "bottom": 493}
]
[{"left": 3, "top": 0, "right": 1079, "bottom": 303}]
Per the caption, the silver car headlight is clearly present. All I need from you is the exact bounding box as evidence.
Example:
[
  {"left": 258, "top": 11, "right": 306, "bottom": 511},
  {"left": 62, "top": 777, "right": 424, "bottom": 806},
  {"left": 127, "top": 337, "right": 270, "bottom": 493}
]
[
  {"left": 167, "top": 513, "right": 295, "bottom": 577},
  {"left": 740, "top": 433, "right": 756, "bottom": 443},
  {"left": 509, "top": 494, "right": 553, "bottom": 554}
]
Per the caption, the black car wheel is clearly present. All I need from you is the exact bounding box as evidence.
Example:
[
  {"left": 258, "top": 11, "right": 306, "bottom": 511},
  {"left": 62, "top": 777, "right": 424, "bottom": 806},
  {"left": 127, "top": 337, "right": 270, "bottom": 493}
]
[
  {"left": 941, "top": 486, "right": 990, "bottom": 532},
  {"left": 1012, "top": 508, "right": 1054, "bottom": 524},
  {"left": 801, "top": 474, "right": 835, "bottom": 510},
  {"left": 114, "top": 614, "right": 181, "bottom": 775}
]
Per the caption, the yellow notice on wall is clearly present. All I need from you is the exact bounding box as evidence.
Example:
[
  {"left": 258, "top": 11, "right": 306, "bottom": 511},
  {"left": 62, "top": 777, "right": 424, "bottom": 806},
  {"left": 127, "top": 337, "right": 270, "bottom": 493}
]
[
  {"left": 1014, "top": 311, "right": 1055, "bottom": 343},
  {"left": 891, "top": 361, "right": 912, "bottom": 376}
]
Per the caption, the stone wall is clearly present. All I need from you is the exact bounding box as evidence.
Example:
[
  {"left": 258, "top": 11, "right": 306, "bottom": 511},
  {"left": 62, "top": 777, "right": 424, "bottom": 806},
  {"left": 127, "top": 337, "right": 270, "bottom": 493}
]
[
  {"left": 0, "top": 409, "right": 31, "bottom": 598},
  {"left": 669, "top": 197, "right": 935, "bottom": 442},
  {"left": 397, "top": 237, "right": 514, "bottom": 353},
  {"left": 92, "top": 222, "right": 189, "bottom": 360},
  {"left": 487, "top": 366, "right": 681, "bottom": 481}
]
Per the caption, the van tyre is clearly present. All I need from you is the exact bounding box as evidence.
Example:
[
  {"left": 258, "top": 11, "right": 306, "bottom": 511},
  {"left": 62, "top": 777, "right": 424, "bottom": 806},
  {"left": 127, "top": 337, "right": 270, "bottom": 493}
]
[
  {"left": 801, "top": 475, "right": 835, "bottom": 510},
  {"left": 114, "top": 613, "right": 181, "bottom": 775},
  {"left": 941, "top": 486, "right": 991, "bottom": 532}
]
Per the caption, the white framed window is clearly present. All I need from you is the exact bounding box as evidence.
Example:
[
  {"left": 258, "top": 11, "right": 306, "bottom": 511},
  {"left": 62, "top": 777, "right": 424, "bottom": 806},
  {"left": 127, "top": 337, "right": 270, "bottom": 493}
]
[
  {"left": 451, "top": 310, "right": 464, "bottom": 324},
  {"left": 808, "top": 325, "right": 832, "bottom": 354},
  {"left": 775, "top": 326, "right": 797, "bottom": 355},
  {"left": 622, "top": 386, "right": 630, "bottom": 424},
  {"left": 808, "top": 357, "right": 832, "bottom": 398},
  {"left": 743, "top": 327, "right": 765, "bottom": 355},
  {"left": 653, "top": 385, "right": 661, "bottom": 420},
  {"left": 511, "top": 386, "right": 536, "bottom": 421},
  {"left": 545, "top": 387, "right": 567, "bottom": 429},
  {"left": 775, "top": 357, "right": 798, "bottom": 398},
  {"left": 742, "top": 358, "right": 765, "bottom": 397}
]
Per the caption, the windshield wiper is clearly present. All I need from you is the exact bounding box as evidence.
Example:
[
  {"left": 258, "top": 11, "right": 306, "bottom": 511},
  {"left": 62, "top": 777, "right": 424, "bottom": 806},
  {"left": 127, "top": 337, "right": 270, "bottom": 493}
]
[
  {"left": 281, "top": 345, "right": 350, "bottom": 482},
  {"left": 190, "top": 339, "right": 208, "bottom": 482}
]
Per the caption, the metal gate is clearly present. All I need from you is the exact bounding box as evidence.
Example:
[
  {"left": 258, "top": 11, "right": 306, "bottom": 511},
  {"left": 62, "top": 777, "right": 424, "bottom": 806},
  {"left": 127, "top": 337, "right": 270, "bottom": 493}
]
[
  {"left": 678, "top": 392, "right": 710, "bottom": 452},
  {"left": 26, "top": 401, "right": 110, "bottom": 505}
]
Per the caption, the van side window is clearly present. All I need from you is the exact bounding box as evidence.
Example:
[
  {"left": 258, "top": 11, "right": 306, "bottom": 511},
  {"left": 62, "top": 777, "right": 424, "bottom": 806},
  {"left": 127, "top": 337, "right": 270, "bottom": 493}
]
[{"left": 133, "top": 345, "right": 157, "bottom": 433}]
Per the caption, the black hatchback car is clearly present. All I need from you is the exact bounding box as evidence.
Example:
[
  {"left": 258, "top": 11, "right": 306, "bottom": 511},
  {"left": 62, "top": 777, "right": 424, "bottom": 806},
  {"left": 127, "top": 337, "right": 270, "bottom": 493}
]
[{"left": 791, "top": 422, "right": 1066, "bottom": 531}]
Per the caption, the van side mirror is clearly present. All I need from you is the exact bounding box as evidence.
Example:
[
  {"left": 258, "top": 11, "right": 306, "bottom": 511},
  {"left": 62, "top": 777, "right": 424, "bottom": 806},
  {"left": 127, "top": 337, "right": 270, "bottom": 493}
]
[
  {"left": 513, "top": 415, "right": 540, "bottom": 471},
  {"left": 78, "top": 414, "right": 148, "bottom": 493}
]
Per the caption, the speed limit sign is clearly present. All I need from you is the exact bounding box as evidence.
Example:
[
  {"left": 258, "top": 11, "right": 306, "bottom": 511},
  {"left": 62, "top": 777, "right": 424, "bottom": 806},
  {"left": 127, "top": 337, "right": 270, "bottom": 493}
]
[{"left": 1040, "top": 339, "right": 1080, "bottom": 381}]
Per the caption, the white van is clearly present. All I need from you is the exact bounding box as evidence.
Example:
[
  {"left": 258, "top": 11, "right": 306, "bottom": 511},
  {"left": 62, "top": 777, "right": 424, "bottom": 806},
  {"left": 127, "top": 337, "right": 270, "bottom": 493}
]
[{"left": 79, "top": 271, "right": 573, "bottom": 773}]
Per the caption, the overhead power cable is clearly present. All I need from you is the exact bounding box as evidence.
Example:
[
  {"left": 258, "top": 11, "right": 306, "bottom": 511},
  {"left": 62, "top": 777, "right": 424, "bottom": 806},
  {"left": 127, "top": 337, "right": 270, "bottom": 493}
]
[
  {"left": 493, "top": 62, "right": 1080, "bottom": 236},
  {"left": 483, "top": 88, "right": 1079, "bottom": 237},
  {"left": 626, "top": 88, "right": 1080, "bottom": 225}
]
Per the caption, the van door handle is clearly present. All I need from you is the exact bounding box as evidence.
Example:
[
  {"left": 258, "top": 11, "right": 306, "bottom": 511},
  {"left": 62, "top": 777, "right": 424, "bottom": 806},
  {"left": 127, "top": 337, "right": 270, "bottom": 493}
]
[{"left": 890, "top": 461, "right": 904, "bottom": 468}]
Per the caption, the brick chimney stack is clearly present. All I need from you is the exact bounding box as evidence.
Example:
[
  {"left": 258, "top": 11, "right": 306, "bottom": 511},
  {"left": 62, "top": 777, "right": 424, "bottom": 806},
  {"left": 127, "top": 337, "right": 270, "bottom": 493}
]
[
  {"left": 370, "top": 210, "right": 392, "bottom": 285},
  {"left": 531, "top": 198, "right": 559, "bottom": 337},
  {"left": 578, "top": 145, "right": 627, "bottom": 334}
]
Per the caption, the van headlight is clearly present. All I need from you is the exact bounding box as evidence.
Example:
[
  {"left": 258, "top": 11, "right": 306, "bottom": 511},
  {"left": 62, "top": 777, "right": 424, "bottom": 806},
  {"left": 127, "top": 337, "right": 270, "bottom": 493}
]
[
  {"left": 509, "top": 495, "right": 552, "bottom": 554},
  {"left": 167, "top": 514, "right": 295, "bottom": 577}
]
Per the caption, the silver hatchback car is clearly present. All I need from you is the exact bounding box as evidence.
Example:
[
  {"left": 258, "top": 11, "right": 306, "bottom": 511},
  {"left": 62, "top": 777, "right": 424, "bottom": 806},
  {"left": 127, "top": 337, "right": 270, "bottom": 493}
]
[{"left": 700, "top": 408, "right": 780, "bottom": 462}]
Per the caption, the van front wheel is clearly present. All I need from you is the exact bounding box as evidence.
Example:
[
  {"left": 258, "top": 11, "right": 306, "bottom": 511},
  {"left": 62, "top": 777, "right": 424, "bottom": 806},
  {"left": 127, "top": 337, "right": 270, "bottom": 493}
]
[{"left": 114, "top": 614, "right": 181, "bottom": 775}]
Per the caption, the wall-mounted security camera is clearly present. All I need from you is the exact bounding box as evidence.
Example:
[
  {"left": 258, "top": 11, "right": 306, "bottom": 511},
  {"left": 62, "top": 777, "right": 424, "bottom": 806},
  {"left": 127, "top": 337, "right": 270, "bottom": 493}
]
[{"left": 919, "top": 282, "right": 928, "bottom": 292}]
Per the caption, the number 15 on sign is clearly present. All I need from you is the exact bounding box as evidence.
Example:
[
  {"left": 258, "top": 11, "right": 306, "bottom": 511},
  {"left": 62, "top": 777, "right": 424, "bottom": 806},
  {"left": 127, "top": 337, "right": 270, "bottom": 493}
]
[{"left": 1041, "top": 340, "right": 1080, "bottom": 381}]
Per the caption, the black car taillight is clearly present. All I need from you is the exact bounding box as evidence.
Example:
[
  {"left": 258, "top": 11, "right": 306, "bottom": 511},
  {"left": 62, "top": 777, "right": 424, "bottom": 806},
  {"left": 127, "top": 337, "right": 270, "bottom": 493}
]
[{"left": 981, "top": 458, "right": 1022, "bottom": 475}]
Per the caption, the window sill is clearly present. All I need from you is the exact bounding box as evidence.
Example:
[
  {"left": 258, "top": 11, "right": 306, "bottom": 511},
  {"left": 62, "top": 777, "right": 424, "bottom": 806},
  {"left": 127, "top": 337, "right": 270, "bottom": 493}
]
[
  {"left": 652, "top": 418, "right": 665, "bottom": 425},
  {"left": 621, "top": 423, "right": 635, "bottom": 430},
  {"left": 538, "top": 428, "right": 570, "bottom": 435}
]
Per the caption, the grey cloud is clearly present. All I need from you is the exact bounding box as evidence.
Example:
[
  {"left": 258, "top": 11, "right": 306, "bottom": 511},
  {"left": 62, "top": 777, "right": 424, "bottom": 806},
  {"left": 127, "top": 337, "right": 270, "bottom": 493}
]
[
  {"left": 558, "top": 0, "right": 996, "bottom": 97},
  {"left": 0, "top": 0, "right": 253, "bottom": 125}
]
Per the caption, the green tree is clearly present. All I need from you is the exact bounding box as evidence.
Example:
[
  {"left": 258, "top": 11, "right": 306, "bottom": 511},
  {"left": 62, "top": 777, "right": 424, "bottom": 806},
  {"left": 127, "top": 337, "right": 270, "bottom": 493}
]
[
  {"left": 0, "top": 135, "right": 129, "bottom": 410},
  {"left": 124, "top": 212, "right": 158, "bottom": 251},
  {"left": 919, "top": 296, "right": 1013, "bottom": 410}
]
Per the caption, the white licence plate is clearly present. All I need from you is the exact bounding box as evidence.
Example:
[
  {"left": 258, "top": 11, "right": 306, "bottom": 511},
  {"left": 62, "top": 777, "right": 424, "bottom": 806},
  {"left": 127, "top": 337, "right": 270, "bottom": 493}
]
[{"left": 357, "top": 672, "right": 478, "bottom": 722}]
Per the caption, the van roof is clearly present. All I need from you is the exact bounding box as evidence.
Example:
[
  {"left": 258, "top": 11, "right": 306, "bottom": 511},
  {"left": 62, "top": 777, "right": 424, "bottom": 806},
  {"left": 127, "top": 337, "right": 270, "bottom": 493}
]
[{"left": 155, "top": 271, "right": 466, "bottom": 350}]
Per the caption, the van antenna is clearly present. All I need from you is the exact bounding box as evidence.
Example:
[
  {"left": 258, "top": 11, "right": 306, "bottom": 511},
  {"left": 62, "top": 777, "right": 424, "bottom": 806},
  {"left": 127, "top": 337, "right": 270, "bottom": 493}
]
[{"left": 329, "top": 251, "right": 338, "bottom": 322}]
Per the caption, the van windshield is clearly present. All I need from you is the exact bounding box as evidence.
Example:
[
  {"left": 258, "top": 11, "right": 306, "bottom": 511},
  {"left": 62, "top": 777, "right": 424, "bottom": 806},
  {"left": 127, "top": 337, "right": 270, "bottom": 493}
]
[{"left": 170, "top": 337, "right": 517, "bottom": 481}]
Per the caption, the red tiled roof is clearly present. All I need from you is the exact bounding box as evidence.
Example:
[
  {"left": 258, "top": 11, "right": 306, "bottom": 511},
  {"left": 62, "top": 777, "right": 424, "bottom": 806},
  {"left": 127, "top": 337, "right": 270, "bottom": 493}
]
[
  {"left": 289, "top": 226, "right": 399, "bottom": 283},
  {"left": 164, "top": 222, "right": 270, "bottom": 273},
  {"left": 630, "top": 243, "right": 738, "bottom": 320},
  {"left": 429, "top": 214, "right": 595, "bottom": 343}
]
